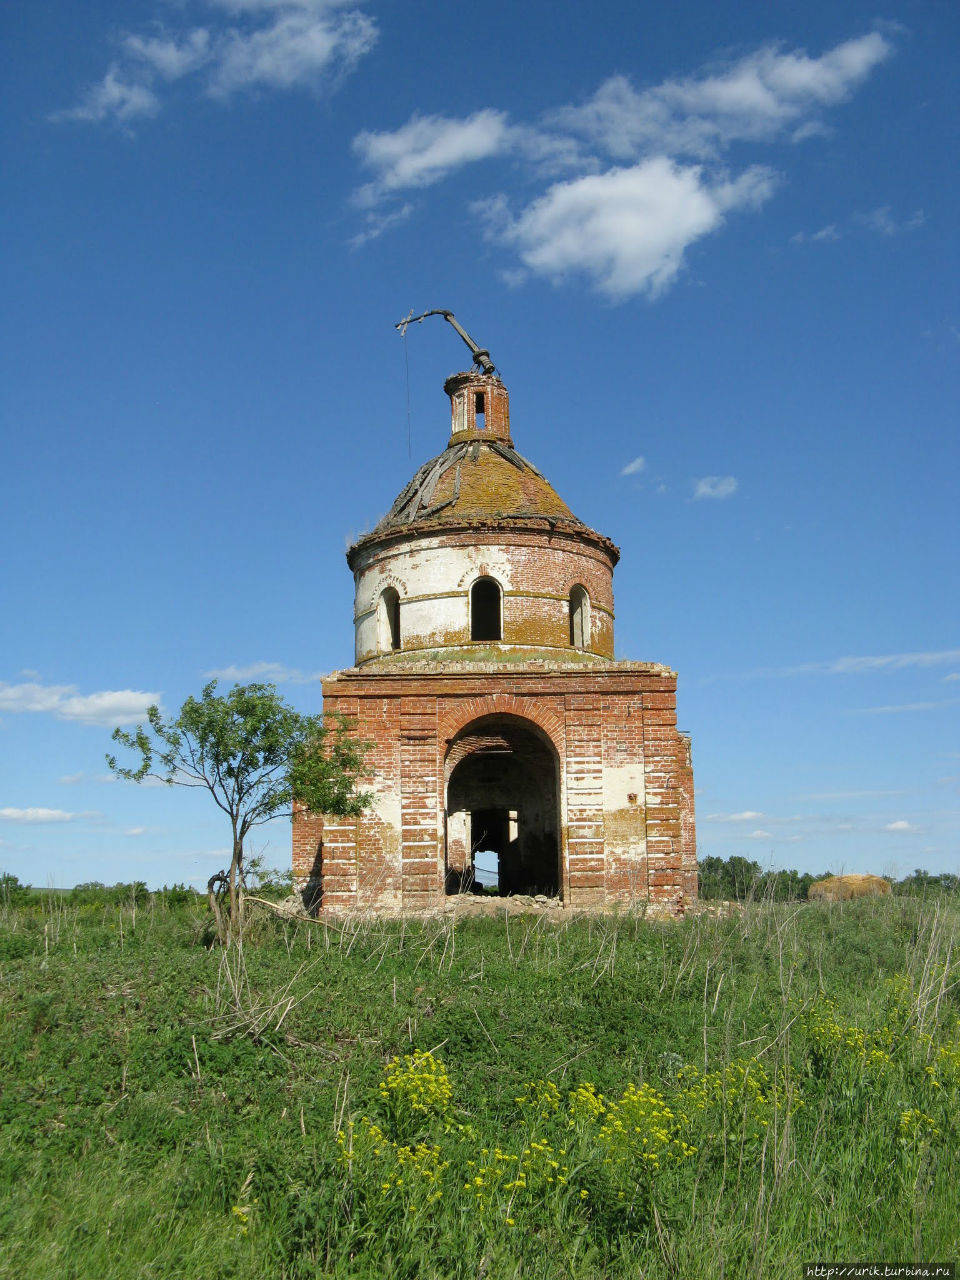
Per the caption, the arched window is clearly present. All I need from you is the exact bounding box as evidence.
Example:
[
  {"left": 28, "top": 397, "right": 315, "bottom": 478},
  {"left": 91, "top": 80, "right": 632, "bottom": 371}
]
[
  {"left": 470, "top": 577, "right": 502, "bottom": 642},
  {"left": 569, "top": 585, "right": 590, "bottom": 648},
  {"left": 378, "top": 587, "right": 401, "bottom": 652}
]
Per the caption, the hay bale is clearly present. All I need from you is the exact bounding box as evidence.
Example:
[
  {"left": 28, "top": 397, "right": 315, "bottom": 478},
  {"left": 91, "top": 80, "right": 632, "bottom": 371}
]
[{"left": 808, "top": 873, "right": 891, "bottom": 902}]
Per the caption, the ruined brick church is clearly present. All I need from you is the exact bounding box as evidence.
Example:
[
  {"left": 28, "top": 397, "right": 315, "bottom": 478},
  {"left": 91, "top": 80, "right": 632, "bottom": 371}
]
[{"left": 293, "top": 332, "right": 697, "bottom": 911}]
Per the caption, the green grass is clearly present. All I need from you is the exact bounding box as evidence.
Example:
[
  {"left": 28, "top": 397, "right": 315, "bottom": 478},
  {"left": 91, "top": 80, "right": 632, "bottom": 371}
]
[{"left": 0, "top": 893, "right": 958, "bottom": 1278}]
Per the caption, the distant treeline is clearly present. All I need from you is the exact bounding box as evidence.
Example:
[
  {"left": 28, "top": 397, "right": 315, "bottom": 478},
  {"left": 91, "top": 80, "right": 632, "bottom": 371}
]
[
  {"left": 1, "top": 865, "right": 957, "bottom": 909},
  {"left": 0, "top": 864, "right": 293, "bottom": 909},
  {"left": 697, "top": 856, "right": 960, "bottom": 902},
  {"left": 0, "top": 876, "right": 201, "bottom": 908}
]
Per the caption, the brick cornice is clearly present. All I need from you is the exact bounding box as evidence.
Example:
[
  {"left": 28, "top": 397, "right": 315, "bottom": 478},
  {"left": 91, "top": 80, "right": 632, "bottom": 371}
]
[
  {"left": 348, "top": 519, "right": 620, "bottom": 572},
  {"left": 323, "top": 664, "right": 678, "bottom": 700}
]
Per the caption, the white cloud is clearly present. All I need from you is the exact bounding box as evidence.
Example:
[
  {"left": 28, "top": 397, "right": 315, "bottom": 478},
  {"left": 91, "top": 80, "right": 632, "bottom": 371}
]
[
  {"left": 885, "top": 820, "right": 914, "bottom": 832},
  {"left": 706, "top": 810, "right": 764, "bottom": 822},
  {"left": 748, "top": 829, "right": 774, "bottom": 839},
  {"left": 707, "top": 649, "right": 960, "bottom": 686},
  {"left": 694, "top": 474, "right": 739, "bottom": 500},
  {"left": 211, "top": 2, "right": 376, "bottom": 95},
  {"left": 348, "top": 32, "right": 892, "bottom": 299},
  {"left": 0, "top": 808, "right": 97, "bottom": 824},
  {"left": 499, "top": 267, "right": 529, "bottom": 290},
  {"left": 548, "top": 33, "right": 892, "bottom": 160},
  {"left": 795, "top": 207, "right": 923, "bottom": 246},
  {"left": 856, "top": 700, "right": 960, "bottom": 715},
  {"left": 807, "top": 789, "right": 908, "bottom": 801},
  {"left": 0, "top": 682, "right": 72, "bottom": 715},
  {"left": 123, "top": 29, "right": 213, "bottom": 79},
  {"left": 203, "top": 661, "right": 324, "bottom": 683},
  {"left": 792, "top": 223, "right": 841, "bottom": 244},
  {"left": 856, "top": 205, "right": 925, "bottom": 236},
  {"left": 353, "top": 111, "right": 511, "bottom": 204},
  {"left": 59, "top": 691, "right": 160, "bottom": 725},
  {"left": 784, "top": 648, "right": 960, "bottom": 677},
  {"left": 483, "top": 159, "right": 775, "bottom": 300},
  {"left": 349, "top": 202, "right": 414, "bottom": 250},
  {"left": 125, "top": 826, "right": 147, "bottom": 837},
  {"left": 58, "top": 772, "right": 117, "bottom": 786},
  {"left": 945, "top": 673, "right": 960, "bottom": 683},
  {"left": 0, "top": 681, "right": 160, "bottom": 726},
  {"left": 620, "top": 456, "right": 646, "bottom": 476},
  {"left": 791, "top": 121, "right": 830, "bottom": 143},
  {"left": 54, "top": 0, "right": 377, "bottom": 125},
  {"left": 53, "top": 69, "right": 160, "bottom": 124}
]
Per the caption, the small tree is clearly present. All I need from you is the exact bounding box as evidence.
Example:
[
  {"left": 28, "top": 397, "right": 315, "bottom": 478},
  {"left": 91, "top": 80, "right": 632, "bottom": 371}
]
[{"left": 107, "top": 681, "right": 370, "bottom": 940}]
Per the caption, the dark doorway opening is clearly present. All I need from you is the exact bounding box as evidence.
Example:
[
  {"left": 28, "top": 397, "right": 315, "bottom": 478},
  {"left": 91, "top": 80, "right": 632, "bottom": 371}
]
[
  {"left": 444, "top": 715, "right": 560, "bottom": 897},
  {"left": 468, "top": 807, "right": 516, "bottom": 892}
]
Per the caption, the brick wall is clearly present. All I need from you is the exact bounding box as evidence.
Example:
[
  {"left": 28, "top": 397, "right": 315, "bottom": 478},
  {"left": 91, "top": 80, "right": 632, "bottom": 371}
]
[
  {"left": 294, "top": 370, "right": 697, "bottom": 914},
  {"left": 293, "top": 664, "right": 696, "bottom": 913},
  {"left": 351, "top": 526, "right": 618, "bottom": 664}
]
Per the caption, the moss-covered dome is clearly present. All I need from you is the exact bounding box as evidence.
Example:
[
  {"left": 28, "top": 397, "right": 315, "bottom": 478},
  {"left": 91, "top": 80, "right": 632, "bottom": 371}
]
[
  {"left": 347, "top": 370, "right": 616, "bottom": 568},
  {"left": 346, "top": 370, "right": 619, "bottom": 665},
  {"left": 368, "top": 439, "right": 583, "bottom": 534}
]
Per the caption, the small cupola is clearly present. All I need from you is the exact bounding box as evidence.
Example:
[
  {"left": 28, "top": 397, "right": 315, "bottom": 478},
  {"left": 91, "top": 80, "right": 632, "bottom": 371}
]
[{"left": 445, "top": 372, "right": 512, "bottom": 446}]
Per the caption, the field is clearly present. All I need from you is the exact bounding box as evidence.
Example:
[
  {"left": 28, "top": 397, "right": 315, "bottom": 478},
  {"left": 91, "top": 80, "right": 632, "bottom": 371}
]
[{"left": 1, "top": 891, "right": 958, "bottom": 1279}]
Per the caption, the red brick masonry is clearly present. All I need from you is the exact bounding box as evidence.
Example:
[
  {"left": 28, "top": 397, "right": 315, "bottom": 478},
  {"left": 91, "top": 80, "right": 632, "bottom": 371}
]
[{"left": 293, "top": 662, "right": 697, "bottom": 913}]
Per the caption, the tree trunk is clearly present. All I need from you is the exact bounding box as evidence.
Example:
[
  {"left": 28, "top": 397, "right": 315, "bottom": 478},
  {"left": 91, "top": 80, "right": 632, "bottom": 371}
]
[
  {"left": 228, "top": 829, "right": 244, "bottom": 943},
  {"left": 207, "top": 871, "right": 228, "bottom": 946}
]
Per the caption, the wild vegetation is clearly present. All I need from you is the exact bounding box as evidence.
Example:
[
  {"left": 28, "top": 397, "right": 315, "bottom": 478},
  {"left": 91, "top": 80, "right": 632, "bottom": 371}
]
[
  {"left": 107, "top": 680, "right": 370, "bottom": 942},
  {"left": 0, "top": 881, "right": 958, "bottom": 1278},
  {"left": 696, "top": 854, "right": 959, "bottom": 902}
]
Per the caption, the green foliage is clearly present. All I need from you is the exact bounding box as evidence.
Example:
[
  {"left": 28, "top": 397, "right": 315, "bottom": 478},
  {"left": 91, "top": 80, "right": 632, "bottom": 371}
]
[
  {"left": 69, "top": 881, "right": 150, "bottom": 906},
  {"left": 153, "top": 883, "right": 204, "bottom": 908},
  {"left": 1, "top": 896, "right": 958, "bottom": 1278},
  {"left": 107, "top": 680, "right": 371, "bottom": 837},
  {"left": 107, "top": 680, "right": 371, "bottom": 937},
  {"left": 894, "top": 868, "right": 960, "bottom": 897},
  {"left": 698, "top": 854, "right": 821, "bottom": 901},
  {"left": 243, "top": 856, "right": 295, "bottom": 900},
  {"left": 1, "top": 880, "right": 198, "bottom": 912},
  {"left": 698, "top": 854, "right": 960, "bottom": 902},
  {"left": 0, "top": 873, "right": 30, "bottom": 907}
]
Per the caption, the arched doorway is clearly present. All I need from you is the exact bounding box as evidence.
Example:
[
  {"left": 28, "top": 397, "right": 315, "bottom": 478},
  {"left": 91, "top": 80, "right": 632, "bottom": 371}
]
[{"left": 444, "top": 714, "right": 561, "bottom": 897}]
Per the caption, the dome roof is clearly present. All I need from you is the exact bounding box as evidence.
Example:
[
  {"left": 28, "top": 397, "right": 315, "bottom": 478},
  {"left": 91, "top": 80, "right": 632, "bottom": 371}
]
[
  {"left": 369, "top": 439, "right": 582, "bottom": 534},
  {"left": 346, "top": 370, "right": 619, "bottom": 568}
]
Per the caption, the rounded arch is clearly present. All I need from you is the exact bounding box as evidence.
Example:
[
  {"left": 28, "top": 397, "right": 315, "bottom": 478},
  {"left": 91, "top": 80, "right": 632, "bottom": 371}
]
[
  {"left": 437, "top": 694, "right": 564, "bottom": 755},
  {"left": 444, "top": 712, "right": 561, "bottom": 898},
  {"left": 444, "top": 711, "right": 560, "bottom": 785},
  {"left": 470, "top": 576, "right": 502, "bottom": 642},
  {"left": 377, "top": 586, "right": 401, "bottom": 652},
  {"left": 569, "top": 584, "right": 590, "bottom": 648}
]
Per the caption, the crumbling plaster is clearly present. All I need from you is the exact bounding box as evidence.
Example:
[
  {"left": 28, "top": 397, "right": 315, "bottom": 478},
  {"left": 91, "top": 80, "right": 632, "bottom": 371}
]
[
  {"left": 293, "top": 367, "right": 696, "bottom": 914},
  {"left": 352, "top": 533, "right": 616, "bottom": 664}
]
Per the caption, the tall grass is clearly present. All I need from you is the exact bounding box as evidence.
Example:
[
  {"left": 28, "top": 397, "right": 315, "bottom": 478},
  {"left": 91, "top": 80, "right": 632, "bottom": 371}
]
[{"left": 0, "top": 892, "right": 957, "bottom": 1277}]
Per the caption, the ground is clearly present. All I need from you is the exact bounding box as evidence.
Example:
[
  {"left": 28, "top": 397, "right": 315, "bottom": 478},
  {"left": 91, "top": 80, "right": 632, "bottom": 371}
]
[{"left": 0, "top": 891, "right": 957, "bottom": 1278}]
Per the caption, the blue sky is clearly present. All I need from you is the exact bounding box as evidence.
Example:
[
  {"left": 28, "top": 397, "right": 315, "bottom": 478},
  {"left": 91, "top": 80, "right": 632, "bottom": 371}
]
[{"left": 1, "top": 0, "right": 957, "bottom": 889}]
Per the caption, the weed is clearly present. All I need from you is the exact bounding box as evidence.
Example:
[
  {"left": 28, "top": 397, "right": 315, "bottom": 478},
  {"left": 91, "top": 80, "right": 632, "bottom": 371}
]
[{"left": 0, "top": 893, "right": 958, "bottom": 1277}]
